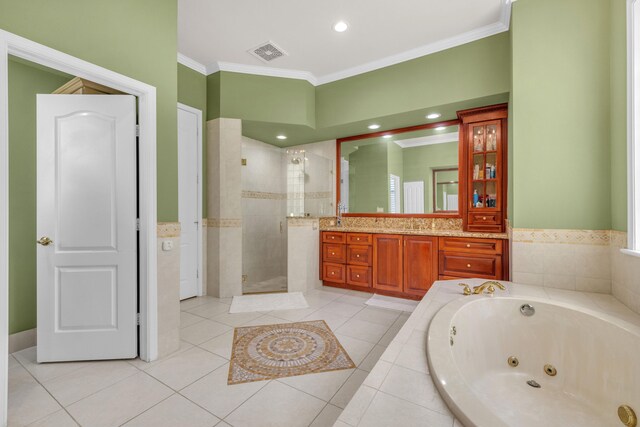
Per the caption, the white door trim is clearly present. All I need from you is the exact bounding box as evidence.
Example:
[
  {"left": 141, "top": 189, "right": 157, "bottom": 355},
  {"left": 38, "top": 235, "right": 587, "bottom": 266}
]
[
  {"left": 177, "top": 102, "right": 204, "bottom": 297},
  {"left": 0, "top": 29, "right": 159, "bottom": 425}
]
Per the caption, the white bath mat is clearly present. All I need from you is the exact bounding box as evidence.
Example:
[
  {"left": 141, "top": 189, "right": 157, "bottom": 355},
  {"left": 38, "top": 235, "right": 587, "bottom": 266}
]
[
  {"left": 229, "top": 292, "right": 309, "bottom": 314},
  {"left": 365, "top": 294, "right": 419, "bottom": 313}
]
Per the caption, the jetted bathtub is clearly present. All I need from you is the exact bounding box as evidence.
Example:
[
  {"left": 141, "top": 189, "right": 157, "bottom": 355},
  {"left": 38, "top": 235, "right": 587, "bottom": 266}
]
[{"left": 427, "top": 296, "right": 640, "bottom": 427}]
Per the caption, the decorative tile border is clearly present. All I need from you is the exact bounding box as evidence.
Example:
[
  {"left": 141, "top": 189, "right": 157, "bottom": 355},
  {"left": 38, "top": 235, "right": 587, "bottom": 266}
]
[
  {"left": 611, "top": 230, "right": 628, "bottom": 248},
  {"left": 242, "top": 190, "right": 286, "bottom": 200},
  {"left": 287, "top": 217, "right": 320, "bottom": 227},
  {"left": 512, "top": 228, "right": 611, "bottom": 246},
  {"left": 304, "top": 191, "right": 332, "bottom": 200},
  {"left": 207, "top": 218, "right": 242, "bottom": 228},
  {"left": 157, "top": 222, "right": 180, "bottom": 238}
]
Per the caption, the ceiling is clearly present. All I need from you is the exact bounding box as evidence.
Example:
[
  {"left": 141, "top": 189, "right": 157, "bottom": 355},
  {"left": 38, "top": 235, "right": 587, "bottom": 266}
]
[{"left": 178, "top": 0, "right": 511, "bottom": 84}]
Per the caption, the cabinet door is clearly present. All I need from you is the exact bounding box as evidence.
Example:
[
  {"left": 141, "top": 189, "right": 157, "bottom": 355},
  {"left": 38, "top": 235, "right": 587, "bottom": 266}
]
[
  {"left": 372, "top": 234, "right": 403, "bottom": 292},
  {"left": 403, "top": 236, "right": 438, "bottom": 297}
]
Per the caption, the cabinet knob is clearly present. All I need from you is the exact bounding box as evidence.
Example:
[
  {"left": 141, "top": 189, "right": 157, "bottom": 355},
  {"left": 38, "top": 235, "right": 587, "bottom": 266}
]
[
  {"left": 356, "top": 274, "right": 360, "bottom": 278},
  {"left": 467, "top": 264, "right": 472, "bottom": 268},
  {"left": 482, "top": 217, "right": 487, "bottom": 220},
  {"left": 331, "top": 272, "right": 335, "bottom": 275},
  {"left": 356, "top": 238, "right": 360, "bottom": 241},
  {"left": 466, "top": 244, "right": 471, "bottom": 248},
  {"left": 331, "top": 252, "right": 335, "bottom": 255},
  {"left": 331, "top": 236, "right": 335, "bottom": 239},
  {"left": 356, "top": 254, "right": 360, "bottom": 258}
]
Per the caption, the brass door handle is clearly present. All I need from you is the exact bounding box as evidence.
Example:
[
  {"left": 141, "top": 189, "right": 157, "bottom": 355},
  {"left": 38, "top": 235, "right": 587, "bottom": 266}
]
[{"left": 37, "top": 236, "right": 53, "bottom": 246}]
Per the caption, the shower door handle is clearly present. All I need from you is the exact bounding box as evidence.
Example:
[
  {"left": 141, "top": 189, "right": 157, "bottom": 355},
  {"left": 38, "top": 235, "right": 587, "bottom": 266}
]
[{"left": 280, "top": 222, "right": 283, "bottom": 233}]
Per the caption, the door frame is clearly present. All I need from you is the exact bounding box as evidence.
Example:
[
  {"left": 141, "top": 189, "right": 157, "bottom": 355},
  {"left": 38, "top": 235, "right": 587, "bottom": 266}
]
[
  {"left": 177, "top": 102, "right": 204, "bottom": 298},
  {"left": 0, "top": 29, "right": 159, "bottom": 423}
]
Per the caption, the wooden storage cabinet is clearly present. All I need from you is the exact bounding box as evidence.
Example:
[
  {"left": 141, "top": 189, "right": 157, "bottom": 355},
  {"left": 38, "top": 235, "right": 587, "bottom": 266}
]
[
  {"left": 347, "top": 265, "right": 371, "bottom": 287},
  {"left": 322, "top": 263, "right": 345, "bottom": 283},
  {"left": 403, "top": 236, "right": 438, "bottom": 297},
  {"left": 323, "top": 243, "right": 346, "bottom": 264},
  {"left": 347, "top": 245, "right": 372, "bottom": 266},
  {"left": 438, "top": 237, "right": 505, "bottom": 281},
  {"left": 372, "top": 234, "right": 403, "bottom": 292}
]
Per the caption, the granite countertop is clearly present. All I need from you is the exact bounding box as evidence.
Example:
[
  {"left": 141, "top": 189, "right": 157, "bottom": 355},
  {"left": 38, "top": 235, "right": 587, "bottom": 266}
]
[
  {"left": 335, "top": 279, "right": 640, "bottom": 427},
  {"left": 320, "top": 226, "right": 509, "bottom": 240}
]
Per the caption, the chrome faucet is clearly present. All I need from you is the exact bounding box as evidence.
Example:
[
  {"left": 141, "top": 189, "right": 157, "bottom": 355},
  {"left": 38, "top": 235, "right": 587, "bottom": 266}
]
[{"left": 336, "top": 201, "right": 345, "bottom": 227}]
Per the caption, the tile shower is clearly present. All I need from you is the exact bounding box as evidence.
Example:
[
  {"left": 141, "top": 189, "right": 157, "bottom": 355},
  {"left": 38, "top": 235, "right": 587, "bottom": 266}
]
[{"left": 241, "top": 137, "right": 333, "bottom": 294}]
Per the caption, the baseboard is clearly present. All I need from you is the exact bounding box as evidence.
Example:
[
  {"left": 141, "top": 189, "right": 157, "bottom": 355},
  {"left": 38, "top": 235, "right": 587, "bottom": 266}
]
[{"left": 9, "top": 328, "right": 36, "bottom": 354}]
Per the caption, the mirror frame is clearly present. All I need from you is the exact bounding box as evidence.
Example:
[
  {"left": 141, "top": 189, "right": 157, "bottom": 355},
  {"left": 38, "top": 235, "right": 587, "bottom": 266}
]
[{"left": 336, "top": 119, "right": 464, "bottom": 218}]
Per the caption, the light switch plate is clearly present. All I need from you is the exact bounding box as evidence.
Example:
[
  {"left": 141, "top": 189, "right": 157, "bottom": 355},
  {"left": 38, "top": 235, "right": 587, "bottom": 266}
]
[{"left": 162, "top": 240, "right": 173, "bottom": 251}]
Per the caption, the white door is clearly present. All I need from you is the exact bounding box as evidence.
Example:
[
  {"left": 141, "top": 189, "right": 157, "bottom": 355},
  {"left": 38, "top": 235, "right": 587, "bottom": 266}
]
[
  {"left": 178, "top": 106, "right": 200, "bottom": 300},
  {"left": 36, "top": 95, "right": 137, "bottom": 362},
  {"left": 404, "top": 181, "right": 425, "bottom": 214},
  {"left": 389, "top": 174, "right": 401, "bottom": 213}
]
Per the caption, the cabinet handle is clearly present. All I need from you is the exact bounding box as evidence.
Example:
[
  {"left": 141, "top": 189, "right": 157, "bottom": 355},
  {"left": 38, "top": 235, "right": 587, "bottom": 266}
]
[
  {"left": 466, "top": 244, "right": 471, "bottom": 248},
  {"left": 467, "top": 264, "right": 472, "bottom": 268}
]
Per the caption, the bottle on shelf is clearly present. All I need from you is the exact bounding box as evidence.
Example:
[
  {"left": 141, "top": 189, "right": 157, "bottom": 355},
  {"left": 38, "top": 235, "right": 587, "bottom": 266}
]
[
  {"left": 490, "top": 165, "right": 496, "bottom": 179},
  {"left": 473, "top": 189, "right": 479, "bottom": 206}
]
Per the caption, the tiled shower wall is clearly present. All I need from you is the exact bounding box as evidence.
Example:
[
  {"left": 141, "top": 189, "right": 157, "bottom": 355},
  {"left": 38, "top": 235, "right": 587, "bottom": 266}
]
[
  {"left": 241, "top": 137, "right": 287, "bottom": 285},
  {"left": 511, "top": 228, "right": 640, "bottom": 315}
]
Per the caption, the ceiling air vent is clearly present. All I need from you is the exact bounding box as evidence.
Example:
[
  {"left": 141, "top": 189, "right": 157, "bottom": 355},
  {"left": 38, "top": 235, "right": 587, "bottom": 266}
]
[{"left": 249, "top": 41, "right": 288, "bottom": 63}]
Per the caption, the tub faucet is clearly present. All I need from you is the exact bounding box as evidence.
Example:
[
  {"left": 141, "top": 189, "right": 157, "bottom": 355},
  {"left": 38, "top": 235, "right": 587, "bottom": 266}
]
[{"left": 472, "top": 281, "right": 506, "bottom": 295}]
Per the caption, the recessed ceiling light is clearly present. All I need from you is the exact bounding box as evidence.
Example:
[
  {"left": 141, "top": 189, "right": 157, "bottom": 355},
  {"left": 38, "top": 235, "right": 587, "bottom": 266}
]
[
  {"left": 426, "top": 113, "right": 441, "bottom": 120},
  {"left": 333, "top": 21, "right": 349, "bottom": 32},
  {"left": 383, "top": 135, "right": 393, "bottom": 139},
  {"left": 277, "top": 135, "right": 287, "bottom": 140},
  {"left": 435, "top": 126, "right": 446, "bottom": 131},
  {"left": 368, "top": 124, "right": 380, "bottom": 130}
]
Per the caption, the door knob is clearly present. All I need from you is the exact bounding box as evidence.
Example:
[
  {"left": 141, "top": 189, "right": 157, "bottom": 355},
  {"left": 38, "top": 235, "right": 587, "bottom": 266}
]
[{"left": 37, "top": 236, "right": 53, "bottom": 246}]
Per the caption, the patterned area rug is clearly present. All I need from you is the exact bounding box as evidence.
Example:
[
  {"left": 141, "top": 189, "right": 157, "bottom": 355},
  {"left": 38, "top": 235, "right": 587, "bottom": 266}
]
[{"left": 228, "top": 320, "right": 355, "bottom": 385}]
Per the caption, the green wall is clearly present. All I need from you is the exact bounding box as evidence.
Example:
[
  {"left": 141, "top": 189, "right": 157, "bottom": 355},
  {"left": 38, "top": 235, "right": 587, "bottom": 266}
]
[
  {"left": 610, "top": 0, "right": 627, "bottom": 231},
  {"left": 0, "top": 0, "right": 179, "bottom": 222},
  {"left": 511, "top": 0, "right": 612, "bottom": 230},
  {"left": 7, "top": 59, "right": 71, "bottom": 334},
  {"left": 2, "top": 0, "right": 177, "bottom": 334},
  {"left": 403, "top": 142, "right": 459, "bottom": 213},
  {"left": 178, "top": 63, "right": 208, "bottom": 217}
]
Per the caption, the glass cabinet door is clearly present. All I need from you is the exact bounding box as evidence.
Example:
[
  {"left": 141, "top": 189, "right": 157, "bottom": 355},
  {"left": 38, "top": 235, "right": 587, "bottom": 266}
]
[{"left": 469, "top": 122, "right": 499, "bottom": 210}]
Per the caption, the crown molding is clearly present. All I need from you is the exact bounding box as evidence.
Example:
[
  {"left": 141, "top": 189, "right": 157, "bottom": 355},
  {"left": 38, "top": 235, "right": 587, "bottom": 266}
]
[
  {"left": 209, "top": 61, "right": 318, "bottom": 85},
  {"left": 393, "top": 132, "right": 459, "bottom": 149},
  {"left": 189, "top": 2, "right": 513, "bottom": 86},
  {"left": 177, "top": 53, "right": 207, "bottom": 75}
]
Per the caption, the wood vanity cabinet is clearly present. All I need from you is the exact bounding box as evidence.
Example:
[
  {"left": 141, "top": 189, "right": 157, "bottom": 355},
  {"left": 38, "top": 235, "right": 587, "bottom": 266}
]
[
  {"left": 458, "top": 104, "right": 508, "bottom": 233},
  {"left": 320, "top": 231, "right": 508, "bottom": 299}
]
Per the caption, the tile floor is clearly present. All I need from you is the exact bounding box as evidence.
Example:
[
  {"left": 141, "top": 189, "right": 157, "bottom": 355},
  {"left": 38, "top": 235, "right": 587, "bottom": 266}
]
[{"left": 8, "top": 287, "right": 411, "bottom": 427}]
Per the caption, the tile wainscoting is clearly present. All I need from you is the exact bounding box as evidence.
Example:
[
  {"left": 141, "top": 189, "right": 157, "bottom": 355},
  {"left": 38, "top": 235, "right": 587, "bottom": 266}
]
[
  {"left": 157, "top": 222, "right": 182, "bottom": 357},
  {"left": 512, "top": 228, "right": 640, "bottom": 315}
]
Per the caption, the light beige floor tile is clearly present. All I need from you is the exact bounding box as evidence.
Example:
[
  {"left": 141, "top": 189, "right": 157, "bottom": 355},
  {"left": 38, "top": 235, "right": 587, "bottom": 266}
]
[
  {"left": 43, "top": 360, "right": 139, "bottom": 406},
  {"left": 353, "top": 307, "right": 401, "bottom": 327},
  {"left": 330, "top": 369, "right": 369, "bottom": 409},
  {"left": 303, "top": 309, "right": 351, "bottom": 331},
  {"left": 377, "top": 320, "right": 404, "bottom": 347},
  {"left": 337, "top": 293, "right": 371, "bottom": 307},
  {"left": 123, "top": 394, "right": 219, "bottom": 427},
  {"left": 358, "top": 344, "right": 387, "bottom": 372},
  {"left": 27, "top": 409, "right": 78, "bottom": 427},
  {"left": 268, "top": 307, "right": 319, "bottom": 321},
  {"left": 278, "top": 368, "right": 354, "bottom": 401},
  {"left": 145, "top": 347, "right": 227, "bottom": 391},
  {"left": 335, "top": 318, "right": 389, "bottom": 344},
  {"left": 337, "top": 385, "right": 377, "bottom": 426},
  {"left": 66, "top": 372, "right": 173, "bottom": 427},
  {"left": 334, "top": 334, "right": 375, "bottom": 366},
  {"left": 225, "top": 381, "right": 325, "bottom": 427},
  {"left": 363, "top": 360, "right": 393, "bottom": 389},
  {"left": 358, "top": 391, "right": 453, "bottom": 427},
  {"left": 309, "top": 404, "right": 343, "bottom": 427},
  {"left": 187, "top": 301, "right": 231, "bottom": 318},
  {"left": 198, "top": 330, "right": 235, "bottom": 359},
  {"left": 180, "top": 319, "right": 232, "bottom": 345},
  {"left": 241, "top": 314, "right": 292, "bottom": 326},
  {"left": 180, "top": 296, "right": 218, "bottom": 311},
  {"left": 209, "top": 311, "right": 264, "bottom": 327},
  {"left": 8, "top": 379, "right": 61, "bottom": 426},
  {"left": 9, "top": 362, "right": 39, "bottom": 393},
  {"left": 9, "top": 354, "right": 19, "bottom": 369},
  {"left": 181, "top": 311, "right": 206, "bottom": 328},
  {"left": 319, "top": 301, "right": 364, "bottom": 318},
  {"left": 128, "top": 341, "right": 194, "bottom": 370},
  {"left": 215, "top": 422, "right": 232, "bottom": 427},
  {"left": 379, "top": 365, "right": 449, "bottom": 414},
  {"left": 13, "top": 347, "right": 91, "bottom": 383},
  {"left": 180, "top": 363, "right": 268, "bottom": 419}
]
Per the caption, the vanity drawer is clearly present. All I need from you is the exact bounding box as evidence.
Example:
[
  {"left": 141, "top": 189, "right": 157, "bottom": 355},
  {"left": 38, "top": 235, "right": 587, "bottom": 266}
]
[
  {"left": 438, "top": 252, "right": 501, "bottom": 279},
  {"left": 346, "top": 233, "right": 372, "bottom": 245},
  {"left": 468, "top": 212, "right": 502, "bottom": 225},
  {"left": 346, "top": 265, "right": 372, "bottom": 287},
  {"left": 323, "top": 263, "right": 346, "bottom": 283},
  {"left": 439, "top": 237, "right": 502, "bottom": 255},
  {"left": 323, "top": 232, "right": 346, "bottom": 244},
  {"left": 323, "top": 243, "right": 346, "bottom": 264},
  {"left": 347, "top": 245, "right": 372, "bottom": 266}
]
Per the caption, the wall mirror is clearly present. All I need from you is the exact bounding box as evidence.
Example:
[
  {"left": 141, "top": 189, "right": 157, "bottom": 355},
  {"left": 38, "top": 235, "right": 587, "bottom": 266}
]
[{"left": 337, "top": 121, "right": 461, "bottom": 216}]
